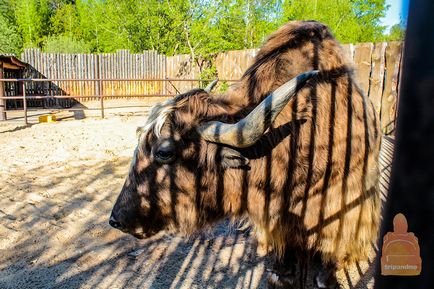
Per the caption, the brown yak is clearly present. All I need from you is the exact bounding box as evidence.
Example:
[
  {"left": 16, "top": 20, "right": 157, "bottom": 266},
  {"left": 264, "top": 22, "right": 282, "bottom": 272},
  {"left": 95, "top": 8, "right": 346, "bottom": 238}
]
[{"left": 110, "top": 20, "right": 381, "bottom": 288}]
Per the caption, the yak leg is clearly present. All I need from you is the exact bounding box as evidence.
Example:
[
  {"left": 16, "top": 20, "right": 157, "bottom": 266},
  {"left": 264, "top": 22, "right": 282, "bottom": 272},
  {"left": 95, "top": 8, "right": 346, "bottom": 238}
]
[
  {"left": 314, "top": 263, "right": 339, "bottom": 289},
  {"left": 267, "top": 250, "right": 298, "bottom": 288}
]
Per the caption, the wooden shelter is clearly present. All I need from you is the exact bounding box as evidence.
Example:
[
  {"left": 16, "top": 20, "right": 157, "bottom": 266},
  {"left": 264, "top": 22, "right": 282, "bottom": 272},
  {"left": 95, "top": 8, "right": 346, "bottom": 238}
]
[{"left": 0, "top": 55, "right": 27, "bottom": 120}]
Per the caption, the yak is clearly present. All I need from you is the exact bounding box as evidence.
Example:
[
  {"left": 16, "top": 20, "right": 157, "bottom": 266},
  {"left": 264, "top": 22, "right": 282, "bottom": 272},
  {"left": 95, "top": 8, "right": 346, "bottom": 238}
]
[{"left": 110, "top": 20, "right": 381, "bottom": 288}]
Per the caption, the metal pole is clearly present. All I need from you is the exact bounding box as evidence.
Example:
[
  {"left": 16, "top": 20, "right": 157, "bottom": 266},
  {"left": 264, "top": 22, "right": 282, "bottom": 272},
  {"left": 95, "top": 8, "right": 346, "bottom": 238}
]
[
  {"left": 22, "top": 81, "right": 27, "bottom": 125},
  {"left": 374, "top": 0, "right": 434, "bottom": 287}
]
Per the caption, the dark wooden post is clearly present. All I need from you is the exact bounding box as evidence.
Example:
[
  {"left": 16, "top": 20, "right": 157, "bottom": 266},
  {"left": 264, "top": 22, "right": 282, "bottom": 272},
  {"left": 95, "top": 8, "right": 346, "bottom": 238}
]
[
  {"left": 0, "top": 62, "right": 6, "bottom": 121},
  {"left": 22, "top": 81, "right": 27, "bottom": 125},
  {"left": 99, "top": 79, "right": 104, "bottom": 119},
  {"left": 374, "top": 0, "right": 434, "bottom": 288},
  {"left": 96, "top": 56, "right": 104, "bottom": 119}
]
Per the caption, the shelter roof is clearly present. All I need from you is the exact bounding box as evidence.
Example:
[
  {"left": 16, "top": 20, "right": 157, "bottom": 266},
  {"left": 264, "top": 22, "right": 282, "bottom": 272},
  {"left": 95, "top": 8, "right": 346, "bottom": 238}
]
[{"left": 0, "top": 55, "right": 27, "bottom": 70}]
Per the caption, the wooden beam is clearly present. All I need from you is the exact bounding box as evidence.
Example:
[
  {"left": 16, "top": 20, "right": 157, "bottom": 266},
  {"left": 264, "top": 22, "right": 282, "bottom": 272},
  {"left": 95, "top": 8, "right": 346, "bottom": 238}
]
[{"left": 0, "top": 62, "right": 6, "bottom": 120}]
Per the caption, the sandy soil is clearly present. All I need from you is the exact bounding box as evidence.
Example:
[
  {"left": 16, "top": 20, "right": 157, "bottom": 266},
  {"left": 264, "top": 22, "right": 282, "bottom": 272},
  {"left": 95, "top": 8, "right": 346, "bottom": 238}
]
[{"left": 0, "top": 115, "right": 392, "bottom": 289}]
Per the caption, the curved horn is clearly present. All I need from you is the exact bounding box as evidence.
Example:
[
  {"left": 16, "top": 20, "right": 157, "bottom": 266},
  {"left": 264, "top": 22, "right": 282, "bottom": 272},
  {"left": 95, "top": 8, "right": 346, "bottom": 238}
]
[
  {"left": 204, "top": 79, "right": 219, "bottom": 92},
  {"left": 197, "top": 70, "right": 318, "bottom": 148}
]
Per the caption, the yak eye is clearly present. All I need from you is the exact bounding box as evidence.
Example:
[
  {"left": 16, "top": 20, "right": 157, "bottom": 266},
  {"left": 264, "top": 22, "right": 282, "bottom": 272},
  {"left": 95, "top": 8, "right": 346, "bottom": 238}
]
[
  {"left": 156, "top": 150, "right": 174, "bottom": 160},
  {"left": 154, "top": 141, "right": 176, "bottom": 163}
]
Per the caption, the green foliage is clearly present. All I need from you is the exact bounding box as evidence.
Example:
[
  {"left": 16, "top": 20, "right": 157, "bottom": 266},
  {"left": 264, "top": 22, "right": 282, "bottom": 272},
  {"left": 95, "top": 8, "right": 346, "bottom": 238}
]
[
  {"left": 0, "top": 0, "right": 22, "bottom": 54},
  {"left": 43, "top": 35, "right": 91, "bottom": 53},
  {"left": 0, "top": 14, "right": 22, "bottom": 55},
  {"left": 0, "top": 0, "right": 396, "bottom": 56},
  {"left": 200, "top": 65, "right": 218, "bottom": 85},
  {"left": 185, "top": 0, "right": 281, "bottom": 55},
  {"left": 385, "top": 24, "right": 405, "bottom": 41},
  {"left": 281, "top": 0, "right": 388, "bottom": 43},
  {"left": 12, "top": 0, "right": 51, "bottom": 48},
  {"left": 50, "top": 2, "right": 81, "bottom": 37}
]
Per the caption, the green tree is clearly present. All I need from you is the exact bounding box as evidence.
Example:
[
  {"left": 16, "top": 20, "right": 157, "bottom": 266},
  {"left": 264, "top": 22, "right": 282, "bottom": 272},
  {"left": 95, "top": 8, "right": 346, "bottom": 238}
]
[
  {"left": 13, "top": 0, "right": 51, "bottom": 48},
  {"left": 386, "top": 24, "right": 405, "bottom": 41},
  {"left": 43, "top": 35, "right": 91, "bottom": 53},
  {"left": 1, "top": 0, "right": 393, "bottom": 55},
  {"left": 50, "top": 2, "right": 81, "bottom": 38},
  {"left": 177, "top": 0, "right": 280, "bottom": 64},
  {"left": 0, "top": 14, "right": 22, "bottom": 54},
  {"left": 281, "top": 0, "right": 388, "bottom": 43},
  {"left": 0, "top": 0, "right": 22, "bottom": 54},
  {"left": 76, "top": 0, "right": 158, "bottom": 53}
]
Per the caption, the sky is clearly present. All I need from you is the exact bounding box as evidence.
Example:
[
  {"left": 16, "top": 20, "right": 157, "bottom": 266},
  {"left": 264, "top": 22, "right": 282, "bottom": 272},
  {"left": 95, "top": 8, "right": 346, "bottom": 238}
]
[{"left": 381, "top": 0, "right": 410, "bottom": 32}]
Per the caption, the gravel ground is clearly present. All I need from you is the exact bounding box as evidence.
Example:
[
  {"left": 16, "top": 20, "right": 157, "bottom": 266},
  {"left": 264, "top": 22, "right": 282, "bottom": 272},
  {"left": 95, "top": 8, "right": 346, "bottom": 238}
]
[{"left": 0, "top": 115, "right": 391, "bottom": 289}]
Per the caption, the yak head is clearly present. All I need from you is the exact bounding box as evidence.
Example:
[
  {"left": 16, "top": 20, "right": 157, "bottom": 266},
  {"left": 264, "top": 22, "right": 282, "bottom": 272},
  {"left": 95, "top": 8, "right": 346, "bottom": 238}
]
[{"left": 109, "top": 71, "right": 317, "bottom": 239}]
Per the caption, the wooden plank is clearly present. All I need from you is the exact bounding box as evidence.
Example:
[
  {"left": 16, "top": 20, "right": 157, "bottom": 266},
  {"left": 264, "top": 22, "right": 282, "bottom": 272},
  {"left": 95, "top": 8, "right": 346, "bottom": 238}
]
[
  {"left": 381, "top": 42, "right": 402, "bottom": 135},
  {"left": 90, "top": 54, "right": 95, "bottom": 97},
  {"left": 369, "top": 42, "right": 387, "bottom": 114},
  {"left": 154, "top": 51, "right": 159, "bottom": 93},
  {"left": 73, "top": 54, "right": 78, "bottom": 96},
  {"left": 129, "top": 51, "right": 133, "bottom": 95},
  {"left": 110, "top": 53, "right": 114, "bottom": 96},
  {"left": 120, "top": 50, "right": 124, "bottom": 94},
  {"left": 79, "top": 54, "right": 84, "bottom": 97},
  {"left": 92, "top": 54, "right": 95, "bottom": 96},
  {"left": 353, "top": 43, "right": 374, "bottom": 96},
  {"left": 100, "top": 54, "right": 104, "bottom": 96},
  {"left": 54, "top": 53, "right": 59, "bottom": 97},
  {"left": 145, "top": 51, "right": 150, "bottom": 94},
  {"left": 161, "top": 53, "right": 165, "bottom": 94},
  {"left": 132, "top": 53, "right": 136, "bottom": 95},
  {"left": 0, "top": 63, "right": 6, "bottom": 120},
  {"left": 163, "top": 53, "right": 167, "bottom": 95},
  {"left": 341, "top": 43, "right": 354, "bottom": 61},
  {"left": 66, "top": 54, "right": 71, "bottom": 104},
  {"left": 151, "top": 50, "right": 156, "bottom": 94}
]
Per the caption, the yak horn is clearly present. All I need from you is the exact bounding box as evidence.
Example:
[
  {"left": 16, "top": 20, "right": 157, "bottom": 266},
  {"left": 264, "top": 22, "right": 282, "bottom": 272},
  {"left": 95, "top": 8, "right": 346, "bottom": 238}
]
[
  {"left": 204, "top": 79, "right": 219, "bottom": 92},
  {"left": 197, "top": 70, "right": 318, "bottom": 148}
]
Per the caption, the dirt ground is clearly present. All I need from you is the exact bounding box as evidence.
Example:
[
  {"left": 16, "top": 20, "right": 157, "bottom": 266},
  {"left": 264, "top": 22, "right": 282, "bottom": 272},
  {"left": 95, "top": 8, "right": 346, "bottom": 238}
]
[{"left": 0, "top": 114, "right": 392, "bottom": 289}]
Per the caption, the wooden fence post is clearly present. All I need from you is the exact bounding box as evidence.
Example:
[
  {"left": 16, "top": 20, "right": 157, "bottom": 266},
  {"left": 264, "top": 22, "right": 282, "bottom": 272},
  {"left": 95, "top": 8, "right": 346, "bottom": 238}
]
[
  {"left": 380, "top": 42, "right": 402, "bottom": 135},
  {"left": 353, "top": 42, "right": 374, "bottom": 95},
  {"left": 0, "top": 63, "right": 6, "bottom": 120},
  {"left": 369, "top": 42, "right": 387, "bottom": 115},
  {"left": 374, "top": 0, "right": 434, "bottom": 287},
  {"left": 22, "top": 81, "right": 27, "bottom": 125},
  {"left": 100, "top": 80, "right": 104, "bottom": 119}
]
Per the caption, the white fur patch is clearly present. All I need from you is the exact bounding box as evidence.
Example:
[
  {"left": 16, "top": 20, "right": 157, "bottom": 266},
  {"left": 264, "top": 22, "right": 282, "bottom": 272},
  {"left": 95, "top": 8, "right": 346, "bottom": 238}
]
[{"left": 137, "top": 99, "right": 175, "bottom": 140}]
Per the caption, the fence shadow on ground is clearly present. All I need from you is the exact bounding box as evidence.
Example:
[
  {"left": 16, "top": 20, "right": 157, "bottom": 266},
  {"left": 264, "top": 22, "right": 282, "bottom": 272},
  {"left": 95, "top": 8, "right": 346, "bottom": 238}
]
[
  {"left": 0, "top": 133, "right": 393, "bottom": 289},
  {"left": 0, "top": 155, "right": 270, "bottom": 289}
]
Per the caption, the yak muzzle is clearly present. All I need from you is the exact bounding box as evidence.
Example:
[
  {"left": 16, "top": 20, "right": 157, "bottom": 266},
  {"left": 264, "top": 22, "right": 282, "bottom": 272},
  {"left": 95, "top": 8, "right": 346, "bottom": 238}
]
[
  {"left": 109, "top": 213, "right": 147, "bottom": 239},
  {"left": 109, "top": 214, "right": 125, "bottom": 231}
]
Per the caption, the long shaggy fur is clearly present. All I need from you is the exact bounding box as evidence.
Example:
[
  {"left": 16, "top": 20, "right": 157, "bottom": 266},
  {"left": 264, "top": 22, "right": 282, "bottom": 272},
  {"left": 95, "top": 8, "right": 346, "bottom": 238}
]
[{"left": 112, "top": 20, "right": 382, "bottom": 270}]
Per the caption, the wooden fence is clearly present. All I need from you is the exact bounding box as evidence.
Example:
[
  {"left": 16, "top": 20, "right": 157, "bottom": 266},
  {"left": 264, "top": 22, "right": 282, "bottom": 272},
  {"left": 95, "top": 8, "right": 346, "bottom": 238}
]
[
  {"left": 213, "top": 43, "right": 403, "bottom": 135},
  {"left": 21, "top": 49, "right": 167, "bottom": 98},
  {"left": 17, "top": 43, "right": 402, "bottom": 134}
]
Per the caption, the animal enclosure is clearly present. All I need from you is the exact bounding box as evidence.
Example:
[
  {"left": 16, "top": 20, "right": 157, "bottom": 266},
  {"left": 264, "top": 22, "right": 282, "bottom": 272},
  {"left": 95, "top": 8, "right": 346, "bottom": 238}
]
[{"left": 0, "top": 42, "right": 402, "bottom": 134}]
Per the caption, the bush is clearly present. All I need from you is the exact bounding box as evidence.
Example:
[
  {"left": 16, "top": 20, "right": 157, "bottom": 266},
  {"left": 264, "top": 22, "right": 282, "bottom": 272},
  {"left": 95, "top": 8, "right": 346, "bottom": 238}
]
[
  {"left": 0, "top": 14, "right": 23, "bottom": 55},
  {"left": 43, "top": 35, "right": 91, "bottom": 53}
]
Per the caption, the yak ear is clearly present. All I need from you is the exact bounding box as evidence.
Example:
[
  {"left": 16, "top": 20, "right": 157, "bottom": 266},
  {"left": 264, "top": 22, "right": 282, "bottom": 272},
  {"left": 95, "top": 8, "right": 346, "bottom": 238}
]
[{"left": 220, "top": 147, "right": 249, "bottom": 169}]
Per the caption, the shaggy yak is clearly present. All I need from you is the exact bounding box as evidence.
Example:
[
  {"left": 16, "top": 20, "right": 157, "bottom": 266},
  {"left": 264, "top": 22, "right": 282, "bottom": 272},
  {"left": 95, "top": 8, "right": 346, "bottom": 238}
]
[{"left": 110, "top": 20, "right": 381, "bottom": 288}]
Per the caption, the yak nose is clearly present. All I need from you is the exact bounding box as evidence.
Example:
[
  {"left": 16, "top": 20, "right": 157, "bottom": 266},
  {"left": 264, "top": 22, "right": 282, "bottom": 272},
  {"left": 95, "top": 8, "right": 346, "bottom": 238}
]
[{"left": 109, "top": 215, "right": 124, "bottom": 230}]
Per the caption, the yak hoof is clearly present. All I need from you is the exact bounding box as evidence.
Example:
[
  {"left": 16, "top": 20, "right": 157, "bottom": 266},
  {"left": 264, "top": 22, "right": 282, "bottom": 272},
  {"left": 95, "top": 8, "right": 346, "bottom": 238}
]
[
  {"left": 267, "top": 268, "right": 296, "bottom": 288},
  {"left": 314, "top": 269, "right": 340, "bottom": 289}
]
